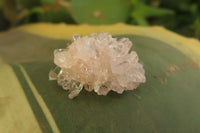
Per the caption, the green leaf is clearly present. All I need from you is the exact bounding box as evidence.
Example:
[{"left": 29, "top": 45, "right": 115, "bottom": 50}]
[
  {"left": 132, "top": 16, "right": 149, "bottom": 26},
  {"left": 41, "top": 0, "right": 55, "bottom": 5},
  {"left": 131, "top": 0, "right": 146, "bottom": 6},
  {"left": 191, "top": 18, "right": 200, "bottom": 37},
  {"left": 71, "top": 0, "right": 131, "bottom": 24},
  {"left": 0, "top": 0, "right": 2, "bottom": 9},
  {"left": 0, "top": 24, "right": 200, "bottom": 133},
  {"left": 25, "top": 7, "right": 44, "bottom": 23},
  {"left": 17, "top": 0, "right": 40, "bottom": 8},
  {"left": 41, "top": 7, "right": 74, "bottom": 23},
  {"left": 132, "top": 5, "right": 174, "bottom": 25},
  {"left": 139, "top": 5, "right": 174, "bottom": 17},
  {"left": 25, "top": 7, "right": 75, "bottom": 24}
]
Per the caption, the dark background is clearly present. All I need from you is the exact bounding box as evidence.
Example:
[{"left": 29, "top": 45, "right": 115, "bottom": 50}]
[{"left": 0, "top": 0, "right": 200, "bottom": 38}]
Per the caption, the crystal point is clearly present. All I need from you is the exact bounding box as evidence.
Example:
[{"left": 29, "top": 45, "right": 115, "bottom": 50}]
[{"left": 73, "top": 33, "right": 80, "bottom": 41}]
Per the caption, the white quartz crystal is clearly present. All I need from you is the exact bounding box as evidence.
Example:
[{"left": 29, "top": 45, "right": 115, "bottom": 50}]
[{"left": 49, "top": 32, "right": 146, "bottom": 99}]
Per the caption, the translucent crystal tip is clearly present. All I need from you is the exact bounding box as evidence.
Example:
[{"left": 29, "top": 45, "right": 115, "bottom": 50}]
[{"left": 73, "top": 34, "right": 80, "bottom": 41}]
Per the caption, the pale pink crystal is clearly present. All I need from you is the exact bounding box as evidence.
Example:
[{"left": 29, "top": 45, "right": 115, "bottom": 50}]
[{"left": 49, "top": 32, "right": 146, "bottom": 99}]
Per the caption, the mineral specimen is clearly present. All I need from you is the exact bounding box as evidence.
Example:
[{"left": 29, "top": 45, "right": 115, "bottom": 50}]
[{"left": 49, "top": 32, "right": 146, "bottom": 99}]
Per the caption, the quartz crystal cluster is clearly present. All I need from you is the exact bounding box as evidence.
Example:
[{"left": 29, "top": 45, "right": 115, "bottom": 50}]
[{"left": 49, "top": 32, "right": 146, "bottom": 99}]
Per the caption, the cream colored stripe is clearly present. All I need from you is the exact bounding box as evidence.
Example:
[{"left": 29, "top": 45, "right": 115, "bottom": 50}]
[
  {"left": 0, "top": 64, "right": 42, "bottom": 133},
  {"left": 19, "top": 23, "right": 200, "bottom": 66},
  {"left": 18, "top": 64, "right": 60, "bottom": 133}
]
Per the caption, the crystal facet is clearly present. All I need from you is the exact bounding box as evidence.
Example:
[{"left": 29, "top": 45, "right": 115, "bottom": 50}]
[{"left": 49, "top": 32, "right": 146, "bottom": 99}]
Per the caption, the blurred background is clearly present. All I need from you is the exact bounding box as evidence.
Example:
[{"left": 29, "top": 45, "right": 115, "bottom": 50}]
[{"left": 0, "top": 0, "right": 200, "bottom": 38}]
